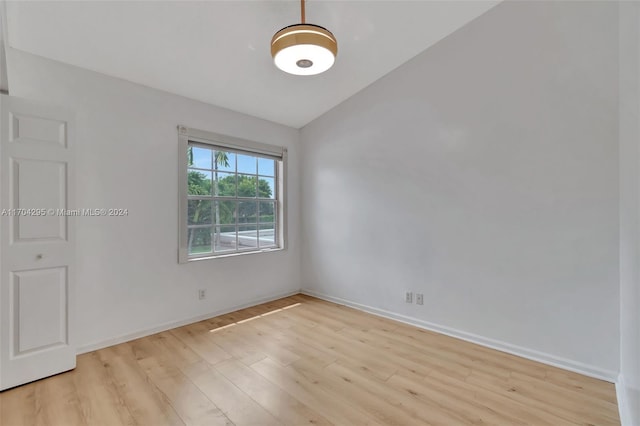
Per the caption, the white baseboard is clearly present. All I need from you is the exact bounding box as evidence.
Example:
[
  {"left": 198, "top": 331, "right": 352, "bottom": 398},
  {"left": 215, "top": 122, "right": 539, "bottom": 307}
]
[
  {"left": 79, "top": 286, "right": 618, "bottom": 384},
  {"left": 76, "top": 289, "right": 299, "bottom": 354},
  {"left": 301, "top": 289, "right": 618, "bottom": 383},
  {"left": 616, "top": 374, "right": 632, "bottom": 426}
]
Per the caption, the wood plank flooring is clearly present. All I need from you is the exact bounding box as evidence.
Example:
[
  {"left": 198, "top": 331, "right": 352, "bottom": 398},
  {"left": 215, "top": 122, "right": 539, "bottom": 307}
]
[{"left": 0, "top": 294, "right": 620, "bottom": 426}]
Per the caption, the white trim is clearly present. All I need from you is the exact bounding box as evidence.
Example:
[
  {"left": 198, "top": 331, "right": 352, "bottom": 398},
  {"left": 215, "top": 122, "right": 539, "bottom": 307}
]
[
  {"left": 616, "top": 374, "right": 633, "bottom": 426},
  {"left": 0, "top": 0, "right": 8, "bottom": 47},
  {"left": 0, "top": 0, "right": 9, "bottom": 94},
  {"left": 77, "top": 287, "right": 620, "bottom": 383},
  {"left": 178, "top": 130, "right": 189, "bottom": 263},
  {"left": 179, "top": 125, "right": 284, "bottom": 159},
  {"left": 76, "top": 289, "right": 299, "bottom": 355},
  {"left": 279, "top": 147, "right": 288, "bottom": 250},
  {"left": 301, "top": 289, "right": 618, "bottom": 382},
  {"left": 186, "top": 246, "right": 284, "bottom": 262}
]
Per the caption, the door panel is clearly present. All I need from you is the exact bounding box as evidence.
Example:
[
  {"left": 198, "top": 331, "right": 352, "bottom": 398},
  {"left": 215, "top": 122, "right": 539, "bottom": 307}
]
[
  {"left": 12, "top": 158, "right": 67, "bottom": 241},
  {"left": 10, "top": 113, "right": 67, "bottom": 147},
  {"left": 0, "top": 95, "right": 75, "bottom": 390},
  {"left": 12, "top": 267, "right": 68, "bottom": 354}
]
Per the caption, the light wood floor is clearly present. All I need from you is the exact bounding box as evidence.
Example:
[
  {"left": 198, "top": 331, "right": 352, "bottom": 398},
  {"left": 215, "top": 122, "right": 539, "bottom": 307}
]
[{"left": 0, "top": 294, "right": 620, "bottom": 426}]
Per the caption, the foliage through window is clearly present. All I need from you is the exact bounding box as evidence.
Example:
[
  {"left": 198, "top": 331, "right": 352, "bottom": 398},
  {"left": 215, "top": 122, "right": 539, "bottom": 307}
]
[{"left": 186, "top": 142, "right": 280, "bottom": 258}]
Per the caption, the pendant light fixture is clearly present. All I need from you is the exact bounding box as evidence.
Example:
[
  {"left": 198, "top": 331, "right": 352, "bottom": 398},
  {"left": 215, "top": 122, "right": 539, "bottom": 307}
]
[{"left": 271, "top": 0, "right": 338, "bottom": 76}]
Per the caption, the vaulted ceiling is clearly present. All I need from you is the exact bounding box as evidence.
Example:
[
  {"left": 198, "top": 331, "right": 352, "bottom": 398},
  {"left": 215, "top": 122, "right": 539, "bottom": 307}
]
[{"left": 5, "top": 1, "right": 498, "bottom": 128}]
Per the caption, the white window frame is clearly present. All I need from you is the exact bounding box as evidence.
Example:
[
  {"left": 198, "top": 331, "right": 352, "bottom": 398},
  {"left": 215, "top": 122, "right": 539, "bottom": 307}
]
[{"left": 178, "top": 125, "right": 287, "bottom": 263}]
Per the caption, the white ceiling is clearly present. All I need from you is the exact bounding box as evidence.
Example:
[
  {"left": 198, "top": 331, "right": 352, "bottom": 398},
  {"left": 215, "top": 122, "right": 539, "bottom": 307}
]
[{"left": 5, "top": 1, "right": 498, "bottom": 128}]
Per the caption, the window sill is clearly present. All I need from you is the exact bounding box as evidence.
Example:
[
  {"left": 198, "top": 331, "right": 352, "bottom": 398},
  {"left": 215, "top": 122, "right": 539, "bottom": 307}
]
[{"left": 183, "top": 247, "right": 285, "bottom": 263}]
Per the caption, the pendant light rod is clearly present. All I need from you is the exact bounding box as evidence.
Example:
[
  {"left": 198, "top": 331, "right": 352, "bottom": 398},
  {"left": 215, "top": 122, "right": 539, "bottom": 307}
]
[{"left": 300, "top": 0, "right": 306, "bottom": 23}]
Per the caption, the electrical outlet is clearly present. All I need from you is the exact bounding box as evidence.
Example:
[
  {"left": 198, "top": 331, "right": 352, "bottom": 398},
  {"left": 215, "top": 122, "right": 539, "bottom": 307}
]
[
  {"left": 405, "top": 292, "right": 413, "bottom": 303},
  {"left": 416, "top": 293, "right": 424, "bottom": 305},
  {"left": 198, "top": 289, "right": 206, "bottom": 300}
]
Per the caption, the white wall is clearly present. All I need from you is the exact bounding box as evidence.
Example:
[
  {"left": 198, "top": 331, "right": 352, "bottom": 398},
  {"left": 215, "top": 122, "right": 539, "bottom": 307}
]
[
  {"left": 6, "top": 48, "right": 301, "bottom": 351},
  {"left": 301, "top": 1, "right": 620, "bottom": 378},
  {"left": 619, "top": 2, "right": 640, "bottom": 424}
]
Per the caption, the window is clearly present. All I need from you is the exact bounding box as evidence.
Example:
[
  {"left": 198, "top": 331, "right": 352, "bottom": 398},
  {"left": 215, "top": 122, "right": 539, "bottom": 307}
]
[{"left": 178, "top": 126, "right": 286, "bottom": 262}]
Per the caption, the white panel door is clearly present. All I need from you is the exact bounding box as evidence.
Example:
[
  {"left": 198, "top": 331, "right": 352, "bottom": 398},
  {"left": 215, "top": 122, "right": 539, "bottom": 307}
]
[{"left": 0, "top": 95, "right": 75, "bottom": 390}]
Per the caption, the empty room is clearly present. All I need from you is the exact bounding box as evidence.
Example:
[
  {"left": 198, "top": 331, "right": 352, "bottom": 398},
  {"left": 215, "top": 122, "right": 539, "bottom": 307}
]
[{"left": 0, "top": 0, "right": 638, "bottom": 425}]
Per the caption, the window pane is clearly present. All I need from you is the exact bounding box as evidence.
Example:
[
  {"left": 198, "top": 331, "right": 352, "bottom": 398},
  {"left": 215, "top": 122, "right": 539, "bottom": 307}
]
[
  {"left": 185, "top": 142, "right": 282, "bottom": 259},
  {"left": 214, "top": 226, "right": 237, "bottom": 252},
  {"left": 188, "top": 227, "right": 212, "bottom": 255},
  {"left": 258, "top": 177, "right": 275, "bottom": 199},
  {"left": 237, "top": 175, "right": 258, "bottom": 198},
  {"left": 188, "top": 170, "right": 212, "bottom": 195},
  {"left": 259, "top": 201, "right": 275, "bottom": 223},
  {"left": 238, "top": 224, "right": 258, "bottom": 249},
  {"left": 214, "top": 172, "right": 236, "bottom": 197},
  {"left": 214, "top": 150, "right": 235, "bottom": 172},
  {"left": 237, "top": 154, "right": 257, "bottom": 174},
  {"left": 258, "top": 158, "right": 275, "bottom": 177},
  {"left": 188, "top": 200, "right": 212, "bottom": 225},
  {"left": 189, "top": 146, "right": 211, "bottom": 169},
  {"left": 259, "top": 224, "right": 276, "bottom": 248},
  {"left": 214, "top": 201, "right": 236, "bottom": 225},
  {"left": 238, "top": 201, "right": 257, "bottom": 223}
]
